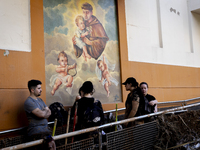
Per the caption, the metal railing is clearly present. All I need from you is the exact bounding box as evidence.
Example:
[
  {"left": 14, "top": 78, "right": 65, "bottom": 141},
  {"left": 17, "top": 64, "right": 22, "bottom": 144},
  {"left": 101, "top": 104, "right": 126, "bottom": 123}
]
[
  {"left": 158, "top": 96, "right": 200, "bottom": 104},
  {"left": 0, "top": 96, "right": 199, "bottom": 135},
  {"left": 2, "top": 102, "right": 200, "bottom": 150},
  {"left": 0, "top": 121, "right": 54, "bottom": 135},
  {"left": 103, "top": 96, "right": 200, "bottom": 114}
]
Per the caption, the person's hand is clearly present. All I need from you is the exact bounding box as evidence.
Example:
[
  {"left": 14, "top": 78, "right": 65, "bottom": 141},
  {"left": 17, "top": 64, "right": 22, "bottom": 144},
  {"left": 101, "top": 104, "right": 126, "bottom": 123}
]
[
  {"left": 85, "top": 31, "right": 89, "bottom": 36},
  {"left": 72, "top": 35, "right": 76, "bottom": 45},
  {"left": 43, "top": 107, "right": 48, "bottom": 111},
  {"left": 48, "top": 140, "right": 56, "bottom": 150},
  {"left": 148, "top": 101, "right": 155, "bottom": 106}
]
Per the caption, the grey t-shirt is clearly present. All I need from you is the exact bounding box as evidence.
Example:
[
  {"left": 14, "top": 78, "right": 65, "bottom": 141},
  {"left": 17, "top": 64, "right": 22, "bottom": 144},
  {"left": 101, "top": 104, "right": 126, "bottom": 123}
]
[{"left": 24, "top": 97, "right": 51, "bottom": 136}]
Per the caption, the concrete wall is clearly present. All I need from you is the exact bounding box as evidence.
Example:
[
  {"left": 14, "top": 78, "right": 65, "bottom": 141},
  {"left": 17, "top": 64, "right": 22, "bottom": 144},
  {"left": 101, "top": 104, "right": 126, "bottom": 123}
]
[
  {"left": 189, "top": 0, "right": 200, "bottom": 13},
  {"left": 124, "top": 0, "right": 200, "bottom": 102},
  {"left": 125, "top": 0, "right": 200, "bottom": 67}
]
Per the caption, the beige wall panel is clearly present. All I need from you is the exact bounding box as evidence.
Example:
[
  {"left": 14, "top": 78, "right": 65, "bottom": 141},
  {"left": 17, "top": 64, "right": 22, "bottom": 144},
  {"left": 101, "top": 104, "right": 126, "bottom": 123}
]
[
  {"left": 123, "top": 61, "right": 200, "bottom": 102},
  {"left": 0, "top": 89, "right": 29, "bottom": 130},
  {"left": 117, "top": 0, "right": 128, "bottom": 62},
  {"left": 125, "top": 61, "right": 200, "bottom": 88}
]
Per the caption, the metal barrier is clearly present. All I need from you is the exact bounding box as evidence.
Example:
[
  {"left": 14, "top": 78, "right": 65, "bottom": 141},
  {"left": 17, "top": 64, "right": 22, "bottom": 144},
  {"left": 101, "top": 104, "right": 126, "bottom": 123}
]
[
  {"left": 158, "top": 96, "right": 200, "bottom": 104},
  {"left": 0, "top": 96, "right": 199, "bottom": 136},
  {"left": 57, "top": 137, "right": 94, "bottom": 150},
  {"left": 0, "top": 121, "right": 55, "bottom": 135},
  {"left": 106, "top": 121, "right": 157, "bottom": 150},
  {"left": 104, "top": 96, "right": 200, "bottom": 113},
  {"left": 2, "top": 102, "right": 200, "bottom": 150}
]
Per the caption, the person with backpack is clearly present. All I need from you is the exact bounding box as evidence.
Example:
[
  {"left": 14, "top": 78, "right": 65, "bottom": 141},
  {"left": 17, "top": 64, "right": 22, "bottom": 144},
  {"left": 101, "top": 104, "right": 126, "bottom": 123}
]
[
  {"left": 71, "top": 81, "right": 104, "bottom": 141},
  {"left": 122, "top": 77, "right": 145, "bottom": 127}
]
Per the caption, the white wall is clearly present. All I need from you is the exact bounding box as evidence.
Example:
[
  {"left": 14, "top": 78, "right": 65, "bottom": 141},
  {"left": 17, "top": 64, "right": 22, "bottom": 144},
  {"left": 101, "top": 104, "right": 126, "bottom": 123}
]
[
  {"left": 125, "top": 0, "right": 200, "bottom": 68},
  {"left": 0, "top": 0, "right": 31, "bottom": 52},
  {"left": 189, "top": 0, "right": 200, "bottom": 13}
]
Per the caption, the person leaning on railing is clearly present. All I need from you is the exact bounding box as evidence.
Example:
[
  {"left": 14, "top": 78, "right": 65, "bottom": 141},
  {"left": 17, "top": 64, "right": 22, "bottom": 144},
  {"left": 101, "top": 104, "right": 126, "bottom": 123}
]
[
  {"left": 140, "top": 82, "right": 158, "bottom": 113},
  {"left": 122, "top": 77, "right": 145, "bottom": 127},
  {"left": 140, "top": 82, "right": 158, "bottom": 122}
]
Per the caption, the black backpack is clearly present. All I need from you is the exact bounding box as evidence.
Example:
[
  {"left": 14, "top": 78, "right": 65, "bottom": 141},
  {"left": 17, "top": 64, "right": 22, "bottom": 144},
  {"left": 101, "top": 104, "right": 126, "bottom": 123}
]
[
  {"left": 49, "top": 102, "right": 68, "bottom": 126},
  {"left": 83, "top": 100, "right": 104, "bottom": 128}
]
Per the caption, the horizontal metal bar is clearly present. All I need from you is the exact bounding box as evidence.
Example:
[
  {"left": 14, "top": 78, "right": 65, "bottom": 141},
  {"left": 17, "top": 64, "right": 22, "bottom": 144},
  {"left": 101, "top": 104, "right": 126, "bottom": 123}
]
[
  {"left": 38, "top": 103, "right": 200, "bottom": 139},
  {"left": 103, "top": 108, "right": 125, "bottom": 114},
  {"left": 103, "top": 97, "right": 200, "bottom": 114},
  {"left": 165, "top": 109, "right": 187, "bottom": 114},
  {"left": 0, "top": 121, "right": 54, "bottom": 135},
  {"left": 1, "top": 97, "right": 199, "bottom": 135},
  {"left": 0, "top": 127, "right": 25, "bottom": 135},
  {"left": 158, "top": 97, "right": 200, "bottom": 104},
  {"left": 3, "top": 102, "right": 200, "bottom": 150}
]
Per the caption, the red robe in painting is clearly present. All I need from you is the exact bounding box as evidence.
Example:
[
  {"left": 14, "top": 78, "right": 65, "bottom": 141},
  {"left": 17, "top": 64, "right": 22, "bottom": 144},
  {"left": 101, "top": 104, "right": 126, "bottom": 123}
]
[{"left": 74, "top": 15, "right": 109, "bottom": 60}]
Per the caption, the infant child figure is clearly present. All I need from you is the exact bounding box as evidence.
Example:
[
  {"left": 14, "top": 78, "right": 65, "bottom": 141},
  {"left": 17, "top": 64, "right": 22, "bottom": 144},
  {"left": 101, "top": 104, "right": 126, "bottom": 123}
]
[
  {"left": 75, "top": 15, "right": 91, "bottom": 62},
  {"left": 50, "top": 51, "right": 77, "bottom": 95},
  {"left": 96, "top": 54, "right": 118, "bottom": 97}
]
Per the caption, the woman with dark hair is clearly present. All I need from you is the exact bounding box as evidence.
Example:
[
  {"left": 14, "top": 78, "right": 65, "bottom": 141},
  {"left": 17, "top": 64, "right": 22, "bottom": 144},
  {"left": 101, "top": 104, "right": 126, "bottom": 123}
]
[
  {"left": 122, "top": 77, "right": 145, "bottom": 127},
  {"left": 71, "top": 81, "right": 104, "bottom": 140},
  {"left": 140, "top": 82, "right": 158, "bottom": 114}
]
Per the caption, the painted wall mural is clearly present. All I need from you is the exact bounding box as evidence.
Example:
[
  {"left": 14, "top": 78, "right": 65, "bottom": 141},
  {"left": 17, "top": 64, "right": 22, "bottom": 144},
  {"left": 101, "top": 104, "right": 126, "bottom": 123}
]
[{"left": 43, "top": 0, "right": 121, "bottom": 106}]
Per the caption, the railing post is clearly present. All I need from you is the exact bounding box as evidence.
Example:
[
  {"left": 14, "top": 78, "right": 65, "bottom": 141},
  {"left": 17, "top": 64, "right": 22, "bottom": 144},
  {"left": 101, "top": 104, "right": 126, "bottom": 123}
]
[
  {"left": 98, "top": 129, "right": 102, "bottom": 150},
  {"left": 182, "top": 101, "right": 187, "bottom": 110}
]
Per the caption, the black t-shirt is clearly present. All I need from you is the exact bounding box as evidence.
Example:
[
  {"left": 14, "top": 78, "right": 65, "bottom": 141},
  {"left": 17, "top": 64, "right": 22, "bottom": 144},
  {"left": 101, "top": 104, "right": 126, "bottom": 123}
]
[
  {"left": 145, "top": 94, "right": 156, "bottom": 113},
  {"left": 125, "top": 89, "right": 145, "bottom": 118},
  {"left": 71, "top": 97, "right": 104, "bottom": 131},
  {"left": 77, "top": 97, "right": 94, "bottom": 122},
  {"left": 71, "top": 97, "right": 94, "bottom": 129},
  {"left": 145, "top": 94, "right": 156, "bottom": 102}
]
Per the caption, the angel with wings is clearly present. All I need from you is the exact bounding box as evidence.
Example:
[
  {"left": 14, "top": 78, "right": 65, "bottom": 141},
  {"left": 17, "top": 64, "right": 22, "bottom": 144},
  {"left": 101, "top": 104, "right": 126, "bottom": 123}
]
[
  {"left": 49, "top": 51, "right": 77, "bottom": 96},
  {"left": 95, "top": 54, "right": 119, "bottom": 97}
]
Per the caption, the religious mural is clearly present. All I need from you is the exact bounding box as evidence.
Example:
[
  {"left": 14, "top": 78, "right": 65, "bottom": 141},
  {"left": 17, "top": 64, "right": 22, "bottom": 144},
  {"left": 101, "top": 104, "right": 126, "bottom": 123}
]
[{"left": 43, "top": 0, "right": 121, "bottom": 106}]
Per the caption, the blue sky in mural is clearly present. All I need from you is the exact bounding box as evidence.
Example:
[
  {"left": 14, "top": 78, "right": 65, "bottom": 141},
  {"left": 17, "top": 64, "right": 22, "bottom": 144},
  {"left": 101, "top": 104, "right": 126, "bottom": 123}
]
[
  {"left": 98, "top": 0, "right": 118, "bottom": 41},
  {"left": 105, "top": 6, "right": 118, "bottom": 41},
  {"left": 97, "top": 0, "right": 115, "bottom": 9},
  {"left": 43, "top": 0, "right": 70, "bottom": 8},
  {"left": 43, "top": 4, "right": 68, "bottom": 35}
]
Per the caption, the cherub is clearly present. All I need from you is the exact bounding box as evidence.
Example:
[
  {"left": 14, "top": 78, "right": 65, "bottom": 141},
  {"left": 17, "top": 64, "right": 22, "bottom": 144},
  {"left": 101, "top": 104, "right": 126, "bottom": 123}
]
[
  {"left": 50, "top": 51, "right": 77, "bottom": 95},
  {"left": 74, "top": 15, "right": 91, "bottom": 62},
  {"left": 95, "top": 54, "right": 119, "bottom": 97}
]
